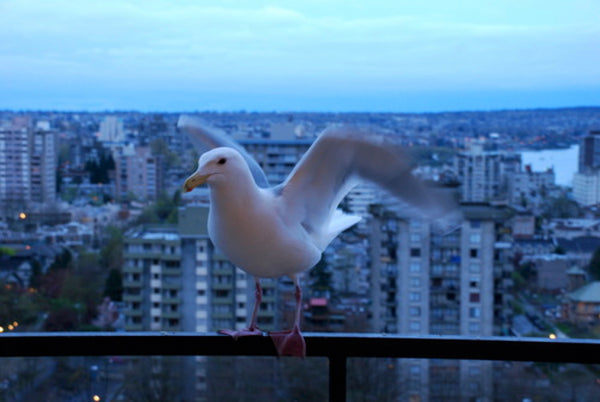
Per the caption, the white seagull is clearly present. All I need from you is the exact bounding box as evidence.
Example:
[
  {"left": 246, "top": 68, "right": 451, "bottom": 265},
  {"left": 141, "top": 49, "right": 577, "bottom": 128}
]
[{"left": 181, "top": 115, "right": 456, "bottom": 357}]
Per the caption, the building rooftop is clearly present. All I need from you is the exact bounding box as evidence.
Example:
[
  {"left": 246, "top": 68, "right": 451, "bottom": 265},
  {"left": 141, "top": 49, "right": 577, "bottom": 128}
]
[
  {"left": 556, "top": 236, "right": 600, "bottom": 253},
  {"left": 568, "top": 281, "right": 600, "bottom": 303}
]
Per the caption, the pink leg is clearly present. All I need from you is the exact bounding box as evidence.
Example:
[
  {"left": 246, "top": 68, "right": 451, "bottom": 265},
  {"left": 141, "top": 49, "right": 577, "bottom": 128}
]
[
  {"left": 219, "top": 278, "right": 263, "bottom": 339},
  {"left": 269, "top": 276, "right": 306, "bottom": 357}
]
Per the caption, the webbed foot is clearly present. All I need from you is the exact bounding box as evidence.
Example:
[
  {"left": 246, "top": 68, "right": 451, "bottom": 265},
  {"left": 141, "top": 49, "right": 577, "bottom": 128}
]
[{"left": 269, "top": 325, "right": 306, "bottom": 357}]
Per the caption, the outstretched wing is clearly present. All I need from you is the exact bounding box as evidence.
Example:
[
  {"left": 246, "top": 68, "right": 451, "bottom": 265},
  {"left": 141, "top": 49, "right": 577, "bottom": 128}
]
[
  {"left": 178, "top": 115, "right": 269, "bottom": 188},
  {"left": 280, "top": 125, "right": 456, "bottom": 236}
]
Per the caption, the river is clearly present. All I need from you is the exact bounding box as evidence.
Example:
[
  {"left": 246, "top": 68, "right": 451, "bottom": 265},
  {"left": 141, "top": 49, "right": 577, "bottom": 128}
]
[{"left": 520, "top": 145, "right": 578, "bottom": 187}]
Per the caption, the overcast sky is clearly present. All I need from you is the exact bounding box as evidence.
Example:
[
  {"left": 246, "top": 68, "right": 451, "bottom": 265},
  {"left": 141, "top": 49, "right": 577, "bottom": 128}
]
[{"left": 2, "top": 0, "right": 599, "bottom": 112}]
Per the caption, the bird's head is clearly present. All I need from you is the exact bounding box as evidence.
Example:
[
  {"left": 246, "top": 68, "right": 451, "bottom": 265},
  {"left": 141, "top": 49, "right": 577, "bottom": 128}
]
[{"left": 183, "top": 147, "right": 245, "bottom": 192}]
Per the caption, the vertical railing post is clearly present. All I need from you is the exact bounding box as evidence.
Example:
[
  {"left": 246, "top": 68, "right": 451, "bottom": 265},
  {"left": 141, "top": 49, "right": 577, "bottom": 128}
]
[{"left": 329, "top": 354, "right": 347, "bottom": 402}]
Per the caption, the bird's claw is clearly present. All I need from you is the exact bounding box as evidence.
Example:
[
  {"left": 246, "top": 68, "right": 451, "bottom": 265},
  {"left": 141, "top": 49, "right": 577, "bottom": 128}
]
[
  {"left": 269, "top": 326, "right": 306, "bottom": 357},
  {"left": 218, "top": 328, "right": 263, "bottom": 339}
]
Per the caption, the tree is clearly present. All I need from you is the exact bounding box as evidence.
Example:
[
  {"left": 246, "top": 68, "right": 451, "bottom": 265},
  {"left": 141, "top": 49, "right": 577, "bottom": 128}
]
[
  {"left": 44, "top": 307, "right": 78, "bottom": 331},
  {"left": 542, "top": 193, "right": 582, "bottom": 219},
  {"left": 135, "top": 192, "right": 180, "bottom": 225},
  {"left": 84, "top": 149, "right": 115, "bottom": 184},
  {"left": 0, "top": 282, "right": 40, "bottom": 327},
  {"left": 309, "top": 256, "right": 333, "bottom": 296},
  {"left": 48, "top": 248, "right": 73, "bottom": 272},
  {"left": 588, "top": 247, "right": 600, "bottom": 281},
  {"left": 99, "top": 226, "right": 123, "bottom": 272},
  {"left": 104, "top": 268, "right": 123, "bottom": 301}
]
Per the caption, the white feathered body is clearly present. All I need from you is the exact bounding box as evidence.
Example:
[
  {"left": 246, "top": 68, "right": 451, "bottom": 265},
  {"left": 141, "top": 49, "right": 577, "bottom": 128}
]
[
  {"left": 206, "top": 166, "right": 325, "bottom": 278},
  {"left": 182, "top": 119, "right": 456, "bottom": 280}
]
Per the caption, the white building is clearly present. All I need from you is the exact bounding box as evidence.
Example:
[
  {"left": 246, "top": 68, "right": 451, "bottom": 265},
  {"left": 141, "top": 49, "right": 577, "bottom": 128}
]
[
  {"left": 30, "top": 124, "right": 57, "bottom": 205},
  {"left": 368, "top": 202, "right": 514, "bottom": 401},
  {"left": 113, "top": 146, "right": 164, "bottom": 201},
  {"left": 508, "top": 167, "right": 555, "bottom": 208},
  {"left": 573, "top": 171, "right": 600, "bottom": 206},
  {"left": 98, "top": 116, "right": 125, "bottom": 143},
  {"left": 454, "top": 143, "right": 521, "bottom": 202},
  {"left": 0, "top": 119, "right": 57, "bottom": 213}
]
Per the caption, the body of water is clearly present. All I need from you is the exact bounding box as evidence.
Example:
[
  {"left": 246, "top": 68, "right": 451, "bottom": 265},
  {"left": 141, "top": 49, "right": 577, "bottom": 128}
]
[{"left": 521, "top": 145, "right": 578, "bottom": 187}]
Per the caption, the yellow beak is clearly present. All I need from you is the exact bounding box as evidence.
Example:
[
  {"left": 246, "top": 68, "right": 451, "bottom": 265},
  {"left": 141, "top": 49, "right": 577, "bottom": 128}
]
[{"left": 183, "top": 171, "right": 210, "bottom": 192}]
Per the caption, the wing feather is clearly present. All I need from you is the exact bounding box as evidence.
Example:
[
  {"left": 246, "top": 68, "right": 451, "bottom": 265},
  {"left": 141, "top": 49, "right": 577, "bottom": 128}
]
[{"left": 281, "top": 125, "right": 456, "bottom": 233}]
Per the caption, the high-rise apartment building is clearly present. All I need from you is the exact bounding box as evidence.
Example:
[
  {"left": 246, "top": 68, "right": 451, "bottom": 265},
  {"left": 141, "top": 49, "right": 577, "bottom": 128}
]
[
  {"left": 368, "top": 202, "right": 513, "bottom": 401},
  {"left": 122, "top": 206, "right": 278, "bottom": 333},
  {"left": 507, "top": 167, "right": 555, "bottom": 209},
  {"left": 573, "top": 130, "right": 600, "bottom": 206},
  {"left": 113, "top": 146, "right": 164, "bottom": 201},
  {"left": 0, "top": 123, "right": 30, "bottom": 208},
  {"left": 0, "top": 119, "right": 57, "bottom": 213},
  {"left": 238, "top": 137, "right": 313, "bottom": 184},
  {"left": 122, "top": 205, "right": 279, "bottom": 400},
  {"left": 30, "top": 123, "right": 57, "bottom": 205},
  {"left": 454, "top": 143, "right": 521, "bottom": 202},
  {"left": 573, "top": 172, "right": 600, "bottom": 206},
  {"left": 98, "top": 116, "right": 125, "bottom": 143},
  {"left": 578, "top": 130, "right": 600, "bottom": 174}
]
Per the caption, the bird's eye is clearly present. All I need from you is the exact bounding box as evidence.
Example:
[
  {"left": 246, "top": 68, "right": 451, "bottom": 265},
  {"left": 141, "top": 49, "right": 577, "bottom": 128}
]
[{"left": 217, "top": 158, "right": 227, "bottom": 165}]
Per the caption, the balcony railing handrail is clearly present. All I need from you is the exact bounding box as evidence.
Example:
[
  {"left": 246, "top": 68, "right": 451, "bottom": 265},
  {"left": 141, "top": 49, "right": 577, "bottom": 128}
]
[
  {"left": 2, "top": 332, "right": 600, "bottom": 401},
  {"left": 2, "top": 332, "right": 599, "bottom": 362}
]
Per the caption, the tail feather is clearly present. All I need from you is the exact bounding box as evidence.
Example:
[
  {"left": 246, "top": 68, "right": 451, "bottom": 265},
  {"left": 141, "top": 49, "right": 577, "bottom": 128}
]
[{"left": 320, "top": 209, "right": 361, "bottom": 250}]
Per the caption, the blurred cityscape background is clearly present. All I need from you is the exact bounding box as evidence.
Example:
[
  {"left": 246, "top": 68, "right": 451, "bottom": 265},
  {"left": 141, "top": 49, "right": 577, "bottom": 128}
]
[{"left": 2, "top": 108, "right": 600, "bottom": 400}]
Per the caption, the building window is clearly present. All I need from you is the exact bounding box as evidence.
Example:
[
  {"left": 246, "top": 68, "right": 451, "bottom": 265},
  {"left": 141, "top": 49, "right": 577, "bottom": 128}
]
[
  {"left": 409, "top": 307, "right": 421, "bottom": 316},
  {"left": 215, "top": 290, "right": 229, "bottom": 298},
  {"left": 469, "top": 307, "right": 480, "bottom": 318},
  {"left": 469, "top": 262, "right": 481, "bottom": 273},
  {"left": 410, "top": 248, "right": 421, "bottom": 257},
  {"left": 410, "top": 233, "right": 421, "bottom": 243},
  {"left": 469, "top": 233, "right": 481, "bottom": 244},
  {"left": 410, "top": 263, "right": 421, "bottom": 273},
  {"left": 470, "top": 248, "right": 478, "bottom": 258},
  {"left": 409, "top": 292, "right": 421, "bottom": 302},
  {"left": 470, "top": 293, "right": 480, "bottom": 302}
]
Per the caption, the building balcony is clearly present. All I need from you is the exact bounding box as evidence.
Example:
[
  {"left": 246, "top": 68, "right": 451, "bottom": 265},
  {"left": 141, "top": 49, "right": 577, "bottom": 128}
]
[
  {"left": 1, "top": 332, "right": 599, "bottom": 401},
  {"left": 160, "top": 311, "right": 180, "bottom": 319},
  {"left": 123, "top": 280, "right": 142, "bottom": 288},
  {"left": 212, "top": 282, "right": 233, "bottom": 290},
  {"left": 122, "top": 294, "right": 143, "bottom": 303},
  {"left": 125, "top": 310, "right": 143, "bottom": 317},
  {"left": 161, "top": 297, "right": 180, "bottom": 304},
  {"left": 162, "top": 267, "right": 181, "bottom": 276},
  {"left": 123, "top": 265, "right": 143, "bottom": 274},
  {"left": 161, "top": 282, "right": 181, "bottom": 290}
]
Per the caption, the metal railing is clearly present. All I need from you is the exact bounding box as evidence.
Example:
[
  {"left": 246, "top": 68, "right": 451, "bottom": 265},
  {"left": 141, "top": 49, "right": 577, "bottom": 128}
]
[{"left": 2, "top": 332, "right": 600, "bottom": 401}]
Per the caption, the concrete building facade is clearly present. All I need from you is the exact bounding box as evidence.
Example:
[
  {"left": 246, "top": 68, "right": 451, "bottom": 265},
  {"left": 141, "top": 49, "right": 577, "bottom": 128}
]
[{"left": 368, "top": 202, "right": 514, "bottom": 401}]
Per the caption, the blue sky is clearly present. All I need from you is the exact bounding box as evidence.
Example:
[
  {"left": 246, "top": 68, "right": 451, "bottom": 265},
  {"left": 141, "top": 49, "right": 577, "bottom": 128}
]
[{"left": 1, "top": 0, "right": 599, "bottom": 112}]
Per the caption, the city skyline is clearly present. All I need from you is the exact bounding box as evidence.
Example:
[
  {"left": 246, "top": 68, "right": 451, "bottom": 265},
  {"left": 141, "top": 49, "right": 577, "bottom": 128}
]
[{"left": 2, "top": 0, "right": 600, "bottom": 112}]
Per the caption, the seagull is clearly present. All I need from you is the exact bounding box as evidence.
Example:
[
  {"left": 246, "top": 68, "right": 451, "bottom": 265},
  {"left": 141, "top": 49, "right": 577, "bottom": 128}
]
[{"left": 180, "top": 115, "right": 456, "bottom": 357}]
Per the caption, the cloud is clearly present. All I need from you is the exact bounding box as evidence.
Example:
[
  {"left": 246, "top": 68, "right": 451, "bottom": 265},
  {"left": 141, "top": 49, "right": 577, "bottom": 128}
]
[{"left": 1, "top": 0, "right": 599, "bottom": 109}]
